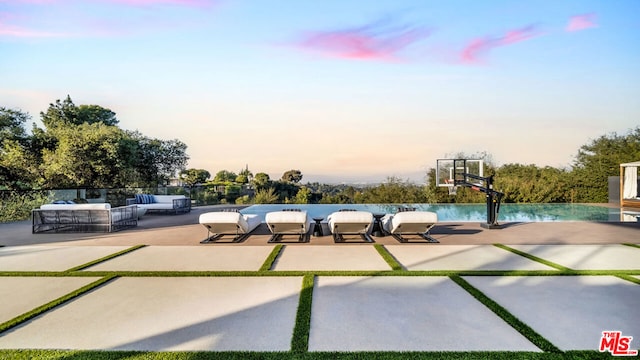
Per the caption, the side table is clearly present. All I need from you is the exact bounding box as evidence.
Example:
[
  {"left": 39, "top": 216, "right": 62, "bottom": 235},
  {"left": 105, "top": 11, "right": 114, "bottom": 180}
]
[
  {"left": 312, "top": 217, "right": 324, "bottom": 237},
  {"left": 371, "top": 213, "right": 385, "bottom": 237}
]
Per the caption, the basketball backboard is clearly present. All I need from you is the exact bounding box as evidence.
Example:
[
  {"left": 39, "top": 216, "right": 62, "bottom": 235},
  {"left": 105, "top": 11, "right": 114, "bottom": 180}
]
[{"left": 435, "top": 159, "right": 484, "bottom": 187}]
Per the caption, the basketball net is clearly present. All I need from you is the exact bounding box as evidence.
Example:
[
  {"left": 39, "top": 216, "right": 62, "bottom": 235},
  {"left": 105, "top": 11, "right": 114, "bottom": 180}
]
[{"left": 445, "top": 179, "right": 457, "bottom": 195}]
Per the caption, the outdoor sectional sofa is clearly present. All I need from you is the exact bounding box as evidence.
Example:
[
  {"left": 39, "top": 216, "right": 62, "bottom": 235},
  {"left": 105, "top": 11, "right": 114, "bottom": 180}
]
[
  {"left": 126, "top": 194, "right": 191, "bottom": 214},
  {"left": 32, "top": 203, "right": 138, "bottom": 233}
]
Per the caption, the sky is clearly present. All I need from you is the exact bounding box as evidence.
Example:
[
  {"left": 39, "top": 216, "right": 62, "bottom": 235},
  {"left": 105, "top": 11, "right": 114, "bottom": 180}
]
[{"left": 1, "top": 0, "right": 639, "bottom": 184}]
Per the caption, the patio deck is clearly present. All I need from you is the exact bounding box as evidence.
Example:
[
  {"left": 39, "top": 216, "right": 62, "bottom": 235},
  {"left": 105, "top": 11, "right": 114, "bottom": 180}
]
[{"left": 0, "top": 205, "right": 638, "bottom": 354}]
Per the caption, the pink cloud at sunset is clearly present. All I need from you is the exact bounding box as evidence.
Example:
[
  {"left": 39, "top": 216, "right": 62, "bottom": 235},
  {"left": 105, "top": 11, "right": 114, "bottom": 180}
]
[
  {"left": 460, "top": 25, "right": 540, "bottom": 64},
  {"left": 2, "top": 0, "right": 215, "bottom": 5},
  {"left": 566, "top": 13, "right": 598, "bottom": 32},
  {"left": 295, "top": 20, "right": 432, "bottom": 61},
  {"left": 0, "top": 22, "right": 63, "bottom": 37}
]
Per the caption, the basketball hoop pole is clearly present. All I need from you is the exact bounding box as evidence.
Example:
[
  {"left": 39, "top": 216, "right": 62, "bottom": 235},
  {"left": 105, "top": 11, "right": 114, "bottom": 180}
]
[{"left": 453, "top": 159, "right": 504, "bottom": 229}]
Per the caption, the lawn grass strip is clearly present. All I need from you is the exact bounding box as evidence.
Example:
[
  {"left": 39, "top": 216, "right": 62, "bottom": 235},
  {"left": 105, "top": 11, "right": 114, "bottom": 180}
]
[
  {"left": 493, "top": 244, "right": 572, "bottom": 271},
  {"left": 291, "top": 274, "right": 314, "bottom": 353},
  {"left": 373, "top": 244, "right": 404, "bottom": 271},
  {"left": 622, "top": 243, "right": 640, "bottom": 249},
  {"left": 449, "top": 275, "right": 562, "bottom": 354},
  {"left": 64, "top": 245, "right": 147, "bottom": 272},
  {"left": 0, "top": 275, "right": 117, "bottom": 335},
  {"left": 259, "top": 244, "right": 284, "bottom": 271}
]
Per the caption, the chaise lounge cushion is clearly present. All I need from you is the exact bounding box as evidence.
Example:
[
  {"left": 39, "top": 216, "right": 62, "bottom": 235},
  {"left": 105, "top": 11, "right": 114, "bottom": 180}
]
[
  {"left": 199, "top": 211, "right": 261, "bottom": 235},
  {"left": 382, "top": 211, "right": 438, "bottom": 234},
  {"left": 327, "top": 211, "right": 373, "bottom": 234},
  {"left": 265, "top": 211, "right": 309, "bottom": 234}
]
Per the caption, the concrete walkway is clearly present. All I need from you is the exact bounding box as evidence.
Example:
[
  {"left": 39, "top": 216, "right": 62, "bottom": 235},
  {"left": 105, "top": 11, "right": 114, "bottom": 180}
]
[{"left": 0, "top": 239, "right": 639, "bottom": 352}]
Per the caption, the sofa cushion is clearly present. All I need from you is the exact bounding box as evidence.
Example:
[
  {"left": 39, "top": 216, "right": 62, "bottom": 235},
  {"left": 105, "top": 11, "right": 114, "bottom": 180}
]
[
  {"left": 152, "top": 195, "right": 187, "bottom": 204},
  {"left": 40, "top": 203, "right": 111, "bottom": 210},
  {"left": 134, "top": 194, "right": 155, "bottom": 204}
]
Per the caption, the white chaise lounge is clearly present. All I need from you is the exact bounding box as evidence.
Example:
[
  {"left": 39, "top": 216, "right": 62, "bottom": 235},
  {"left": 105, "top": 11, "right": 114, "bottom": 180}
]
[
  {"left": 382, "top": 210, "right": 439, "bottom": 243},
  {"left": 199, "top": 211, "right": 261, "bottom": 243},
  {"left": 327, "top": 210, "right": 374, "bottom": 242},
  {"left": 265, "top": 210, "right": 310, "bottom": 243}
]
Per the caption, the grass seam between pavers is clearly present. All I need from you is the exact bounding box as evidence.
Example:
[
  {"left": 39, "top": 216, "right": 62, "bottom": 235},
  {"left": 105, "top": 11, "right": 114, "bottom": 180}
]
[
  {"left": 291, "top": 274, "right": 314, "bottom": 353},
  {"left": 63, "top": 244, "right": 147, "bottom": 272},
  {"left": 0, "top": 275, "right": 118, "bottom": 335},
  {"left": 449, "top": 275, "right": 562, "bottom": 354},
  {"left": 259, "top": 244, "right": 284, "bottom": 271},
  {"left": 616, "top": 274, "right": 640, "bottom": 285},
  {"left": 374, "top": 244, "right": 404, "bottom": 271},
  {"left": 493, "top": 244, "right": 572, "bottom": 271}
]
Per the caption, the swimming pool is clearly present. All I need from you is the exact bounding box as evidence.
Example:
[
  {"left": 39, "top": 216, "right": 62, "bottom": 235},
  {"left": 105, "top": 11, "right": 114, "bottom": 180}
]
[{"left": 241, "top": 203, "right": 626, "bottom": 222}]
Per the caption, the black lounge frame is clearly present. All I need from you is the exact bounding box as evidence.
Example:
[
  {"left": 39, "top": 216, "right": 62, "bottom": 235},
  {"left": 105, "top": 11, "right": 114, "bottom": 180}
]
[
  {"left": 200, "top": 225, "right": 255, "bottom": 243},
  {"left": 387, "top": 230, "right": 439, "bottom": 243}
]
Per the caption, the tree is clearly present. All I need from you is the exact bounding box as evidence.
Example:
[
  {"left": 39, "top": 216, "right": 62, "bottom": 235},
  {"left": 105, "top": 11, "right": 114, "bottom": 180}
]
[
  {"left": 0, "top": 108, "right": 36, "bottom": 189},
  {"left": 40, "top": 95, "right": 77, "bottom": 129},
  {"left": 294, "top": 186, "right": 311, "bottom": 204},
  {"left": 358, "top": 177, "right": 428, "bottom": 203},
  {"left": 40, "top": 95, "right": 118, "bottom": 128},
  {"left": 180, "top": 168, "right": 211, "bottom": 187},
  {"left": 253, "top": 187, "right": 278, "bottom": 204},
  {"left": 213, "top": 170, "right": 238, "bottom": 183},
  {"left": 0, "top": 107, "right": 29, "bottom": 143},
  {"left": 571, "top": 127, "right": 640, "bottom": 202},
  {"left": 0, "top": 139, "right": 38, "bottom": 190},
  {"left": 130, "top": 132, "right": 189, "bottom": 186},
  {"left": 252, "top": 172, "right": 271, "bottom": 189},
  {"left": 281, "top": 169, "right": 303, "bottom": 183},
  {"left": 39, "top": 123, "right": 128, "bottom": 188},
  {"left": 238, "top": 165, "right": 253, "bottom": 182},
  {"left": 235, "top": 174, "right": 249, "bottom": 184},
  {"left": 76, "top": 104, "right": 118, "bottom": 126},
  {"left": 495, "top": 164, "right": 570, "bottom": 203}
]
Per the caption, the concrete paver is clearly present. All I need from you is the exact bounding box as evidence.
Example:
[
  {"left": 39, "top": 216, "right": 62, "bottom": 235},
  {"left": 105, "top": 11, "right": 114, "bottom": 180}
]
[
  {"left": 272, "top": 246, "right": 391, "bottom": 271},
  {"left": 507, "top": 244, "right": 640, "bottom": 270},
  {"left": 308, "top": 276, "right": 541, "bottom": 352},
  {"left": 0, "top": 246, "right": 131, "bottom": 271},
  {"left": 0, "top": 277, "right": 101, "bottom": 324},
  {"left": 0, "top": 277, "right": 302, "bottom": 351},
  {"left": 385, "top": 245, "right": 554, "bottom": 271},
  {"left": 463, "top": 276, "right": 640, "bottom": 350},
  {"left": 84, "top": 246, "right": 275, "bottom": 271}
]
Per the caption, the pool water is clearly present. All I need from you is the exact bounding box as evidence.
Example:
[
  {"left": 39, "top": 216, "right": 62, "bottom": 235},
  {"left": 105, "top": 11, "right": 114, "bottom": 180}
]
[{"left": 241, "top": 203, "right": 626, "bottom": 222}]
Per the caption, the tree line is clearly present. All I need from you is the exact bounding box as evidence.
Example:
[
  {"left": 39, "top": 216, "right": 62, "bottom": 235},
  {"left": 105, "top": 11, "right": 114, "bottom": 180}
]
[
  {"left": 2, "top": 97, "right": 639, "bottom": 206},
  {"left": 182, "top": 127, "right": 640, "bottom": 205}
]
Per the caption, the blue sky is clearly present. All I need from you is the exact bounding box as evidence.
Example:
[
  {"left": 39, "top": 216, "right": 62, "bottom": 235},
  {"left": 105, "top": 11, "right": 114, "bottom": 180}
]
[{"left": 1, "top": 0, "right": 639, "bottom": 183}]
